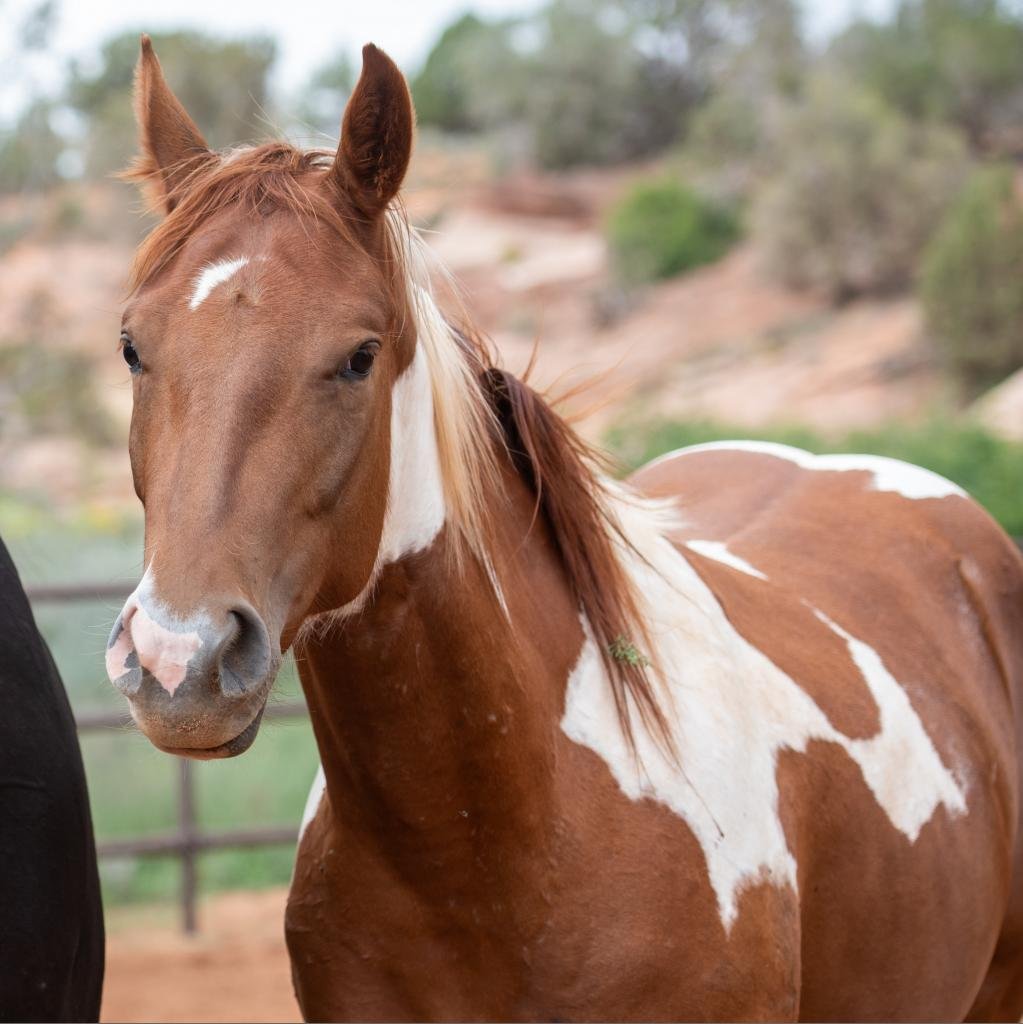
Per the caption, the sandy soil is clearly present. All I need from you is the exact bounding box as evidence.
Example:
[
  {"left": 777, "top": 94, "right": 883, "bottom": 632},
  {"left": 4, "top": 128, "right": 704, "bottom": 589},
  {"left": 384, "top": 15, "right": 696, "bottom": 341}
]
[{"left": 102, "top": 888, "right": 301, "bottom": 1024}]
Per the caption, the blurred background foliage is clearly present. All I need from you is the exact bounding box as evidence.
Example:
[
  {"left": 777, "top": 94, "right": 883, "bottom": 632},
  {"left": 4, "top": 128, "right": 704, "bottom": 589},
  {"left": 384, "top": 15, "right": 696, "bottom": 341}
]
[{"left": 66, "top": 30, "right": 277, "bottom": 176}]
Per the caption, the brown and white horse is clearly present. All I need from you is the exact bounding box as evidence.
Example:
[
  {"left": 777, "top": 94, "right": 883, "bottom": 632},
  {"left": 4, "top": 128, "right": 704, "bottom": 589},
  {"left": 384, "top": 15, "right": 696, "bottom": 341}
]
[{"left": 106, "top": 37, "right": 1023, "bottom": 1021}]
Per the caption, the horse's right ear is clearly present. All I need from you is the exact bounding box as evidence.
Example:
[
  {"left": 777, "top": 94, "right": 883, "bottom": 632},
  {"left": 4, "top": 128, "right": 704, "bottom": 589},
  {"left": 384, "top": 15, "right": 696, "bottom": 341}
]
[
  {"left": 329, "top": 44, "right": 414, "bottom": 220},
  {"left": 125, "top": 35, "right": 212, "bottom": 214}
]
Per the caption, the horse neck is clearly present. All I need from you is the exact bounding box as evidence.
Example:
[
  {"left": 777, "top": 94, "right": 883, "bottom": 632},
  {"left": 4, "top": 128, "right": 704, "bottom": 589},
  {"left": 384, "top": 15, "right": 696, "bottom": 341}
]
[{"left": 295, "top": 452, "right": 584, "bottom": 871}]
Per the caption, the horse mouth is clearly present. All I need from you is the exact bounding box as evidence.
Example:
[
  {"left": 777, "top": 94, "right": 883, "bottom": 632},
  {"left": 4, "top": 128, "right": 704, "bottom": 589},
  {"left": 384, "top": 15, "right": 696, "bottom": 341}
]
[{"left": 153, "top": 704, "right": 266, "bottom": 761}]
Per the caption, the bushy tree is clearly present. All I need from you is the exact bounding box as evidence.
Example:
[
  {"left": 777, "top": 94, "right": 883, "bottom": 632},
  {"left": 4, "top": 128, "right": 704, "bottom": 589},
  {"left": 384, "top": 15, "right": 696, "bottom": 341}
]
[
  {"left": 522, "top": 1, "right": 689, "bottom": 169},
  {"left": 0, "top": 100, "right": 63, "bottom": 193},
  {"left": 293, "top": 49, "right": 355, "bottom": 138},
  {"left": 410, "top": 0, "right": 801, "bottom": 169},
  {"left": 0, "top": 1, "right": 64, "bottom": 192},
  {"left": 921, "top": 165, "right": 1023, "bottom": 395},
  {"left": 67, "top": 30, "right": 277, "bottom": 176},
  {"left": 834, "top": 0, "right": 1023, "bottom": 155},
  {"left": 755, "top": 75, "right": 968, "bottom": 301},
  {"left": 412, "top": 14, "right": 506, "bottom": 133}
]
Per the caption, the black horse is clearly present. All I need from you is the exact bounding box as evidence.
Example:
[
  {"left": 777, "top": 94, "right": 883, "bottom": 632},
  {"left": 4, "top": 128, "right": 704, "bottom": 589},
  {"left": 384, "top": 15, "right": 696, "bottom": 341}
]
[{"left": 0, "top": 537, "right": 104, "bottom": 1021}]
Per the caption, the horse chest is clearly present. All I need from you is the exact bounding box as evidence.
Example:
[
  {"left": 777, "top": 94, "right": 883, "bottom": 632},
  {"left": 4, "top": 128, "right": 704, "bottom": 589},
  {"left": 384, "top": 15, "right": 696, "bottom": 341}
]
[{"left": 287, "top": 786, "right": 803, "bottom": 1020}]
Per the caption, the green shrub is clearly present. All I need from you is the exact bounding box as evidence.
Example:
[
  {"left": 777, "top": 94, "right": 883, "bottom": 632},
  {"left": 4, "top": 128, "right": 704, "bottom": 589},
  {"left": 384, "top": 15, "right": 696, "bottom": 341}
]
[
  {"left": 607, "top": 179, "right": 741, "bottom": 285},
  {"left": 920, "top": 164, "right": 1023, "bottom": 396},
  {"left": 606, "top": 416, "right": 1023, "bottom": 535},
  {"left": 755, "top": 75, "right": 967, "bottom": 302}
]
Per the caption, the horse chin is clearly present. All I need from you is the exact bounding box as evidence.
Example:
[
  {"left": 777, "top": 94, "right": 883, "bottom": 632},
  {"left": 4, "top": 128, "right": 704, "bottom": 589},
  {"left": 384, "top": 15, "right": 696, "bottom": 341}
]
[{"left": 152, "top": 703, "right": 267, "bottom": 761}]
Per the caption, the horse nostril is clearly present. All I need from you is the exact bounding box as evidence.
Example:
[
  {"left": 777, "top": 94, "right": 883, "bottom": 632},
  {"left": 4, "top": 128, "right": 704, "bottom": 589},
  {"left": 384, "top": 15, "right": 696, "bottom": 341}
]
[{"left": 216, "top": 604, "right": 271, "bottom": 697}]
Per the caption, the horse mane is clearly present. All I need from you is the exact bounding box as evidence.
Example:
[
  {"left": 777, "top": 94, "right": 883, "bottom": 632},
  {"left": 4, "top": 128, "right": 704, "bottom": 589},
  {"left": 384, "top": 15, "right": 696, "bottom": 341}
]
[
  {"left": 123, "top": 140, "right": 671, "bottom": 751},
  {"left": 122, "top": 143, "right": 355, "bottom": 292}
]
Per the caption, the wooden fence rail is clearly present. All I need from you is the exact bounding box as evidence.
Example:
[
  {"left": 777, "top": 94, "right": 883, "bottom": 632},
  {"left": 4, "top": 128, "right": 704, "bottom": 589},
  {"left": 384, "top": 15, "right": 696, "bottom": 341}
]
[{"left": 26, "top": 581, "right": 309, "bottom": 934}]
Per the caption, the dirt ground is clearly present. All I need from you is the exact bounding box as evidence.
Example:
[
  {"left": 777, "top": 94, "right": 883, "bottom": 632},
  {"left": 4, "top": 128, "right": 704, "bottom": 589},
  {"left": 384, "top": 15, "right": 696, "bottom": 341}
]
[{"left": 102, "top": 888, "right": 301, "bottom": 1023}]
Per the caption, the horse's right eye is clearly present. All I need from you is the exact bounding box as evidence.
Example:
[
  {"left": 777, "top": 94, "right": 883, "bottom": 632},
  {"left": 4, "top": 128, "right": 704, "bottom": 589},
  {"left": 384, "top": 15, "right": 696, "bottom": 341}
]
[{"left": 121, "top": 334, "right": 141, "bottom": 372}]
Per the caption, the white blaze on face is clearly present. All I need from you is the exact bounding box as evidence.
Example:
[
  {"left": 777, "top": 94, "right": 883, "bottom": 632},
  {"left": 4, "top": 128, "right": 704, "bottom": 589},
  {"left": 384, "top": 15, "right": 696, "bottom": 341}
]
[
  {"left": 189, "top": 256, "right": 250, "bottom": 310},
  {"left": 560, "top": 517, "right": 967, "bottom": 931}
]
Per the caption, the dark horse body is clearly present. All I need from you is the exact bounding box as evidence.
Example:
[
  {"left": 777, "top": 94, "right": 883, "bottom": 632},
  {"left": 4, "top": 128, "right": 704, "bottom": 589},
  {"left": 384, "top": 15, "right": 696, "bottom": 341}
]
[{"left": 0, "top": 538, "right": 104, "bottom": 1021}]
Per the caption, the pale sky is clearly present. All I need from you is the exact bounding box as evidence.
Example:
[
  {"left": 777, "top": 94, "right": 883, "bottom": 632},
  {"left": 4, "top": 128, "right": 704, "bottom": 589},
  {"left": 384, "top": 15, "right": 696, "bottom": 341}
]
[{"left": 4, "top": 0, "right": 895, "bottom": 116}]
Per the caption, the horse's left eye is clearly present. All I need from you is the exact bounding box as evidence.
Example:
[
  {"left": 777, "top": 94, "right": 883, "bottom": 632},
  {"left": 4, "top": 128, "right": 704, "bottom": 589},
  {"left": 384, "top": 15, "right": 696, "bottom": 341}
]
[
  {"left": 340, "top": 341, "right": 379, "bottom": 381},
  {"left": 121, "top": 333, "right": 141, "bottom": 373}
]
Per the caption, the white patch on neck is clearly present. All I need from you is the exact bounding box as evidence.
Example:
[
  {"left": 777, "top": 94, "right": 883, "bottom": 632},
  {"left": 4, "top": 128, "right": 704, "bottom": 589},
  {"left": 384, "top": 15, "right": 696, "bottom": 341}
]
[
  {"left": 299, "top": 764, "right": 326, "bottom": 841},
  {"left": 189, "top": 257, "right": 250, "bottom": 310},
  {"left": 296, "top": 343, "right": 453, "bottom": 825},
  {"left": 307, "top": 343, "right": 446, "bottom": 629},
  {"left": 378, "top": 343, "right": 447, "bottom": 564},
  {"left": 685, "top": 539, "right": 768, "bottom": 580},
  {"left": 655, "top": 440, "right": 967, "bottom": 501},
  {"left": 560, "top": 502, "right": 966, "bottom": 930}
]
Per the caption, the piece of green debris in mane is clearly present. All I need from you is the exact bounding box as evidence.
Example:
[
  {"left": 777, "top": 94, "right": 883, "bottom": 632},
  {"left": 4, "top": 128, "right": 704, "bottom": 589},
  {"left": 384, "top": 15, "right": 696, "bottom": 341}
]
[{"left": 609, "top": 636, "right": 651, "bottom": 668}]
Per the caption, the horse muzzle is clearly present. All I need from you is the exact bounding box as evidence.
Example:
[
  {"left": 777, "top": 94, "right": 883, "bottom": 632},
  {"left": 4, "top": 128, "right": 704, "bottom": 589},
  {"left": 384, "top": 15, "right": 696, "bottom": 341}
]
[{"left": 106, "top": 576, "right": 280, "bottom": 758}]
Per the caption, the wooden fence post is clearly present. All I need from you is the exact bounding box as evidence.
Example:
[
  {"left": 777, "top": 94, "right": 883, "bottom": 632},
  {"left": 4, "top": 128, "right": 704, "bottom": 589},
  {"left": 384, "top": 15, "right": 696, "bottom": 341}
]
[{"left": 179, "top": 757, "right": 198, "bottom": 934}]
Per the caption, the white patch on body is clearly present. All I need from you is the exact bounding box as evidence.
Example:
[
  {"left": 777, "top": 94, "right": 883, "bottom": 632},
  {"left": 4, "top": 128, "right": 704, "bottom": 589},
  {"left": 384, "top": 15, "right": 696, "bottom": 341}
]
[
  {"left": 810, "top": 608, "right": 966, "bottom": 839},
  {"left": 654, "top": 440, "right": 966, "bottom": 501},
  {"left": 685, "top": 539, "right": 768, "bottom": 580},
  {"left": 299, "top": 764, "right": 326, "bottom": 841},
  {"left": 560, "top": 504, "right": 966, "bottom": 929},
  {"left": 189, "top": 256, "right": 250, "bottom": 310}
]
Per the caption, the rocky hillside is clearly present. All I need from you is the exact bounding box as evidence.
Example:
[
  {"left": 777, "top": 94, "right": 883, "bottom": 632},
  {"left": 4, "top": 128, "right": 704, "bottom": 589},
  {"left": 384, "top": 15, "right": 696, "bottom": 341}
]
[{"left": 0, "top": 150, "right": 966, "bottom": 513}]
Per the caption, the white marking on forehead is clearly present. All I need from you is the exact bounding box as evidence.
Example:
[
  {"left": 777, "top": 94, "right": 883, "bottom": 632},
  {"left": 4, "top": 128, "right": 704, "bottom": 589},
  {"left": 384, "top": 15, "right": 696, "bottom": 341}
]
[
  {"left": 189, "top": 256, "right": 250, "bottom": 310},
  {"left": 561, "top": 503, "right": 966, "bottom": 929},
  {"left": 685, "top": 539, "right": 767, "bottom": 580},
  {"left": 656, "top": 440, "right": 967, "bottom": 501}
]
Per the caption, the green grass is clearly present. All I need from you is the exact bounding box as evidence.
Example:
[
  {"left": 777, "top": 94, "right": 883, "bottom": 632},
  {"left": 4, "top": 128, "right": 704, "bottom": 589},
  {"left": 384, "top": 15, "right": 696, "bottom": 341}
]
[
  {"left": 607, "top": 416, "right": 1023, "bottom": 536},
  {"left": 2, "top": 499, "right": 319, "bottom": 906}
]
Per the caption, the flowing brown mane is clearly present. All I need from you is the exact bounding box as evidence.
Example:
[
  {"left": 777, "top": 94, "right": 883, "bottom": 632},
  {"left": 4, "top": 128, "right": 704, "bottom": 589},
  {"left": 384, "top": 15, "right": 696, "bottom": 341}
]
[
  {"left": 480, "top": 364, "right": 672, "bottom": 751},
  {"left": 124, "top": 139, "right": 670, "bottom": 749}
]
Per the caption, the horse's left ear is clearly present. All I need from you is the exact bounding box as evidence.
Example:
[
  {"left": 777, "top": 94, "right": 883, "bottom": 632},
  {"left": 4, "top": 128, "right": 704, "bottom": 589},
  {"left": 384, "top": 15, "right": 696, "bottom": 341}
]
[{"left": 330, "top": 43, "right": 414, "bottom": 219}]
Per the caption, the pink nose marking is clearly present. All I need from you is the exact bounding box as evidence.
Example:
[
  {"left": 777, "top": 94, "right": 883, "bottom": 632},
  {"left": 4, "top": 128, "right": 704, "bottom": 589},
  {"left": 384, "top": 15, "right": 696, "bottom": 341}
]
[
  {"left": 122, "top": 600, "right": 203, "bottom": 695},
  {"left": 105, "top": 624, "right": 135, "bottom": 683}
]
